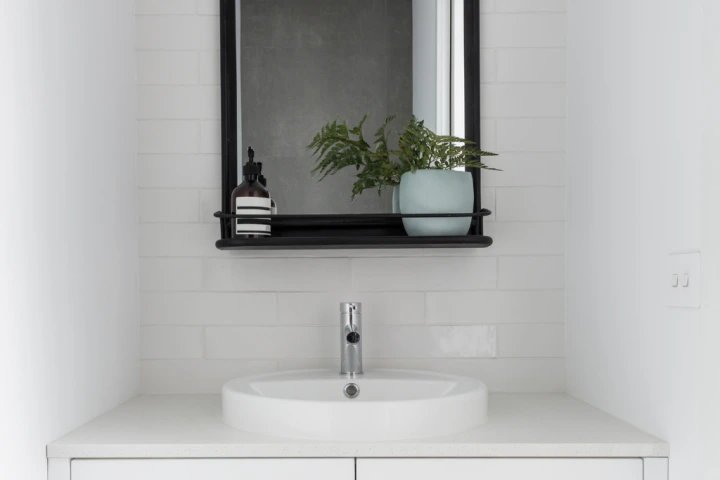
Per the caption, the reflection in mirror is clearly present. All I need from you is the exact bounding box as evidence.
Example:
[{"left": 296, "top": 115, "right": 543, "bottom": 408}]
[{"left": 236, "top": 0, "right": 454, "bottom": 214}]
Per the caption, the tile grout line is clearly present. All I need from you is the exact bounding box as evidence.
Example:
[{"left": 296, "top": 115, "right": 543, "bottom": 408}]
[{"left": 201, "top": 326, "right": 206, "bottom": 359}]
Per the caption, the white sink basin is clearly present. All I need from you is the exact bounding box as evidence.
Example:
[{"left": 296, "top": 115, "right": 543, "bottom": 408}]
[{"left": 222, "top": 369, "right": 488, "bottom": 441}]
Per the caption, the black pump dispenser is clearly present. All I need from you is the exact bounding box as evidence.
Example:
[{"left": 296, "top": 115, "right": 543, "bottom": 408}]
[{"left": 242, "top": 146, "right": 261, "bottom": 181}]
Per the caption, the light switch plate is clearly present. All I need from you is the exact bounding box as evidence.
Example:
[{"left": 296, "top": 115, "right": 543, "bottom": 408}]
[{"left": 668, "top": 252, "right": 701, "bottom": 308}]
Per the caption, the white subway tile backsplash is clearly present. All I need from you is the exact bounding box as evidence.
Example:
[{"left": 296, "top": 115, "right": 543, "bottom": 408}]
[
  {"left": 197, "top": 0, "right": 220, "bottom": 15},
  {"left": 496, "top": 118, "right": 566, "bottom": 152},
  {"left": 199, "top": 51, "right": 221, "bottom": 84},
  {"left": 137, "top": 51, "right": 199, "bottom": 85},
  {"left": 136, "top": 15, "right": 219, "bottom": 50},
  {"left": 427, "top": 358, "right": 565, "bottom": 392},
  {"left": 346, "top": 248, "right": 426, "bottom": 258},
  {"left": 199, "top": 189, "right": 222, "bottom": 222},
  {"left": 140, "top": 258, "right": 203, "bottom": 291},
  {"left": 480, "top": 14, "right": 566, "bottom": 48},
  {"left": 203, "top": 258, "right": 352, "bottom": 292},
  {"left": 140, "top": 359, "right": 277, "bottom": 394},
  {"left": 423, "top": 223, "right": 565, "bottom": 257},
  {"left": 365, "top": 326, "right": 496, "bottom": 358},
  {"left": 495, "top": 0, "right": 567, "bottom": 13},
  {"left": 497, "top": 323, "right": 564, "bottom": 357},
  {"left": 483, "top": 154, "right": 565, "bottom": 186},
  {"left": 426, "top": 290, "right": 564, "bottom": 324},
  {"left": 362, "top": 359, "right": 432, "bottom": 370},
  {"left": 138, "top": 154, "right": 220, "bottom": 188},
  {"left": 199, "top": 120, "right": 221, "bottom": 153},
  {"left": 141, "top": 326, "right": 204, "bottom": 359},
  {"left": 140, "top": 223, "right": 218, "bottom": 257},
  {"left": 482, "top": 187, "right": 497, "bottom": 222},
  {"left": 206, "top": 326, "right": 339, "bottom": 359},
  {"left": 495, "top": 187, "right": 566, "bottom": 221},
  {"left": 480, "top": 120, "right": 497, "bottom": 151},
  {"left": 276, "top": 359, "right": 337, "bottom": 370},
  {"left": 139, "top": 190, "right": 199, "bottom": 223},
  {"left": 481, "top": 84, "right": 566, "bottom": 117},
  {"left": 141, "top": 292, "right": 277, "bottom": 325},
  {"left": 485, "top": 222, "right": 565, "bottom": 255},
  {"left": 138, "top": 86, "right": 220, "bottom": 119},
  {"left": 277, "top": 292, "right": 425, "bottom": 325},
  {"left": 136, "top": 0, "right": 196, "bottom": 15},
  {"left": 480, "top": 49, "right": 496, "bottom": 83},
  {"left": 496, "top": 48, "right": 567, "bottom": 82},
  {"left": 352, "top": 257, "right": 497, "bottom": 292},
  {"left": 278, "top": 358, "right": 447, "bottom": 373},
  {"left": 138, "top": 121, "right": 199, "bottom": 153},
  {"left": 207, "top": 325, "right": 496, "bottom": 360},
  {"left": 135, "top": 5, "right": 567, "bottom": 393},
  {"left": 498, "top": 256, "right": 565, "bottom": 290}
]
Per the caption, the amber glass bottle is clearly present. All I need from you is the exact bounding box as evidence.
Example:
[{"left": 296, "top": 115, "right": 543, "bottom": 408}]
[{"left": 231, "top": 147, "right": 271, "bottom": 238}]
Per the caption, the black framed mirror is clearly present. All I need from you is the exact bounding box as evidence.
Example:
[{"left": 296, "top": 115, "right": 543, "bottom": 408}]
[{"left": 216, "top": 0, "right": 491, "bottom": 249}]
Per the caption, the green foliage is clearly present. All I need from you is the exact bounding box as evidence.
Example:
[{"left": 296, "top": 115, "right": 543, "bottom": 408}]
[{"left": 308, "top": 115, "right": 499, "bottom": 199}]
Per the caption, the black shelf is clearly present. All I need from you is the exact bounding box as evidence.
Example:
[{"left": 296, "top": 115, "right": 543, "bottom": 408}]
[
  {"left": 214, "top": 211, "right": 493, "bottom": 250},
  {"left": 217, "top": 235, "right": 493, "bottom": 250}
]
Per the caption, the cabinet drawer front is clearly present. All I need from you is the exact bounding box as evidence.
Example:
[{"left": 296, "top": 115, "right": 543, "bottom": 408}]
[
  {"left": 71, "top": 459, "right": 354, "bottom": 480},
  {"left": 357, "top": 458, "right": 642, "bottom": 480}
]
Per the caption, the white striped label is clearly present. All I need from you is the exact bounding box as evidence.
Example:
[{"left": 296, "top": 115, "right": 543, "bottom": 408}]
[{"left": 235, "top": 197, "right": 272, "bottom": 236}]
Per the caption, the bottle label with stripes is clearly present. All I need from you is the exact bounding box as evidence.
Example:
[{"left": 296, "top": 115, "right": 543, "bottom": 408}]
[{"left": 235, "top": 197, "right": 272, "bottom": 236}]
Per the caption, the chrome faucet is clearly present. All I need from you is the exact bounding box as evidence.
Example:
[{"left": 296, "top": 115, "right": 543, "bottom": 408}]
[{"left": 340, "top": 302, "right": 363, "bottom": 376}]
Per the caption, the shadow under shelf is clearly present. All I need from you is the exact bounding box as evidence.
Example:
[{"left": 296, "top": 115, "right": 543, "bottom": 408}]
[{"left": 214, "top": 210, "right": 493, "bottom": 250}]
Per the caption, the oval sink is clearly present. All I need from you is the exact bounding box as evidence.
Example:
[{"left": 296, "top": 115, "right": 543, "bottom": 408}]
[{"left": 222, "top": 369, "right": 488, "bottom": 441}]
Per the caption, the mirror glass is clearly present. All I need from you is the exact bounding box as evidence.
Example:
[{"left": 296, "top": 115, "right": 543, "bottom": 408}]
[{"left": 236, "top": 0, "right": 462, "bottom": 214}]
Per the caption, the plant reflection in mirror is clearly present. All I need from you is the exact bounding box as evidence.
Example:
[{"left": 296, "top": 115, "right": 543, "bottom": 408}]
[{"left": 308, "top": 115, "right": 499, "bottom": 200}]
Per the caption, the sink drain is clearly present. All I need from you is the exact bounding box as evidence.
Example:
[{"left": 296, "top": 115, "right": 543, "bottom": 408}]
[{"left": 344, "top": 383, "right": 360, "bottom": 399}]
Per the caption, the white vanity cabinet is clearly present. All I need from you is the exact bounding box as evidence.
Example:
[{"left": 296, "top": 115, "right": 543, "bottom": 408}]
[
  {"left": 47, "top": 395, "right": 669, "bottom": 480},
  {"left": 59, "top": 457, "right": 668, "bottom": 480},
  {"left": 356, "top": 458, "right": 645, "bottom": 480},
  {"left": 69, "top": 459, "right": 354, "bottom": 480}
]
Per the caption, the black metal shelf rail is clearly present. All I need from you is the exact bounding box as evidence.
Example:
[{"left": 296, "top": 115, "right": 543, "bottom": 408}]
[
  {"left": 215, "top": 210, "right": 490, "bottom": 231},
  {"left": 214, "top": 211, "right": 492, "bottom": 243},
  {"left": 214, "top": 210, "right": 491, "bottom": 221}
]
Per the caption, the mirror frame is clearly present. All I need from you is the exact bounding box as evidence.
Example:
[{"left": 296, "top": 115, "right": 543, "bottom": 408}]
[{"left": 216, "top": 0, "right": 488, "bottom": 247}]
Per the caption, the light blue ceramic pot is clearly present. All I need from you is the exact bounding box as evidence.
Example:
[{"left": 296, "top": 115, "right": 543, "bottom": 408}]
[{"left": 398, "top": 170, "right": 474, "bottom": 236}]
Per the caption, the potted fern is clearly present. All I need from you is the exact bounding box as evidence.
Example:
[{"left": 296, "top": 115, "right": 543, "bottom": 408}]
[{"left": 308, "top": 115, "right": 498, "bottom": 236}]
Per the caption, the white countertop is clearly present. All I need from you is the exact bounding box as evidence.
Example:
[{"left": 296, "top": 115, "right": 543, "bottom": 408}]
[{"left": 47, "top": 394, "right": 668, "bottom": 459}]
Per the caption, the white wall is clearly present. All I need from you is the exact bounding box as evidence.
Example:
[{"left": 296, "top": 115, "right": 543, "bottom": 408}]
[
  {"left": 566, "top": 0, "right": 717, "bottom": 477},
  {"left": 700, "top": 5, "right": 720, "bottom": 478},
  {"left": 0, "top": 1, "right": 138, "bottom": 479},
  {"left": 136, "top": 0, "right": 567, "bottom": 395}
]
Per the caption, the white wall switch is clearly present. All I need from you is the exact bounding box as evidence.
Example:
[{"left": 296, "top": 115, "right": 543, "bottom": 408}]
[{"left": 668, "top": 252, "right": 701, "bottom": 308}]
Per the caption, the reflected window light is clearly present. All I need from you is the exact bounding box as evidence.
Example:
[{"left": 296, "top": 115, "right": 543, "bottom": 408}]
[{"left": 451, "top": 0, "right": 465, "bottom": 171}]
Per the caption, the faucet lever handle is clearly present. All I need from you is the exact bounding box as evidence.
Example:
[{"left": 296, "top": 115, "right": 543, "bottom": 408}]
[{"left": 340, "top": 302, "right": 362, "bottom": 314}]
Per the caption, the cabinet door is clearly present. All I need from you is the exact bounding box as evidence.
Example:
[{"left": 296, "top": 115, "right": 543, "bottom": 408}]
[
  {"left": 71, "top": 459, "right": 354, "bottom": 480},
  {"left": 357, "top": 458, "right": 643, "bottom": 480}
]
